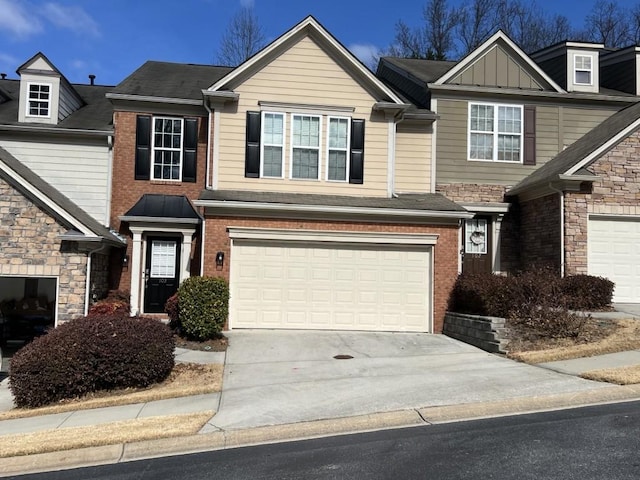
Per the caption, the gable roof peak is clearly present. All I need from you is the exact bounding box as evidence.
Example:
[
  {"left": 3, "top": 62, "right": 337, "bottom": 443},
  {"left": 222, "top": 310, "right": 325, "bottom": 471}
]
[
  {"left": 207, "top": 15, "right": 405, "bottom": 104},
  {"left": 433, "top": 29, "right": 565, "bottom": 93}
]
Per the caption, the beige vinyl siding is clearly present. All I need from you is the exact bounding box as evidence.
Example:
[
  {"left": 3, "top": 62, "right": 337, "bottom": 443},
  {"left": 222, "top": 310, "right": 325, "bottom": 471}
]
[
  {"left": 58, "top": 84, "right": 82, "bottom": 122},
  {"left": 436, "top": 98, "right": 619, "bottom": 185},
  {"left": 1, "top": 138, "right": 110, "bottom": 224},
  {"left": 395, "top": 121, "right": 432, "bottom": 193},
  {"left": 450, "top": 45, "right": 544, "bottom": 90},
  {"left": 216, "top": 36, "right": 390, "bottom": 196}
]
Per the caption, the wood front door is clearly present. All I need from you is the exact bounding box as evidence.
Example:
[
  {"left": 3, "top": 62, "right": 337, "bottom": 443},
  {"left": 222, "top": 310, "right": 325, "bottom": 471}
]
[
  {"left": 462, "top": 216, "right": 492, "bottom": 274},
  {"left": 144, "top": 237, "right": 181, "bottom": 313}
]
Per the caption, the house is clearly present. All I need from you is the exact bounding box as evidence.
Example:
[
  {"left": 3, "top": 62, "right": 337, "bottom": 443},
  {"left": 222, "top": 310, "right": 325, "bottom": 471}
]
[
  {"left": 107, "top": 16, "right": 472, "bottom": 333},
  {"left": 0, "top": 53, "right": 124, "bottom": 346},
  {"left": 377, "top": 32, "right": 640, "bottom": 302}
]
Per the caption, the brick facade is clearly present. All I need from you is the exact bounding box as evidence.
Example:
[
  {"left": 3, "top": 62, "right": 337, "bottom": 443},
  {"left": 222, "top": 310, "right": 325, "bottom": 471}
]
[
  {"left": 109, "top": 111, "right": 208, "bottom": 292},
  {"left": 0, "top": 178, "right": 88, "bottom": 322},
  {"left": 202, "top": 216, "right": 459, "bottom": 333}
]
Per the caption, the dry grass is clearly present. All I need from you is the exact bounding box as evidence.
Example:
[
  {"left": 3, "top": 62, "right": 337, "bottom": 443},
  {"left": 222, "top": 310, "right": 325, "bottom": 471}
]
[
  {"left": 581, "top": 365, "right": 640, "bottom": 385},
  {"left": 0, "top": 363, "right": 223, "bottom": 421},
  {"left": 0, "top": 411, "right": 213, "bottom": 458},
  {"left": 507, "top": 319, "right": 640, "bottom": 364}
]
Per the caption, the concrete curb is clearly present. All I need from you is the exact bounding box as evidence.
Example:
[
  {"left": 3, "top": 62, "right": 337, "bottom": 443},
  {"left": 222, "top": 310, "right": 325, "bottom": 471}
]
[{"left": 3, "top": 385, "right": 640, "bottom": 477}]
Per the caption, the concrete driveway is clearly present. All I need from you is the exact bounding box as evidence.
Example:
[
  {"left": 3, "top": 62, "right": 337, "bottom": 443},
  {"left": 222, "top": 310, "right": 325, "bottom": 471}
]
[{"left": 204, "top": 330, "right": 609, "bottom": 432}]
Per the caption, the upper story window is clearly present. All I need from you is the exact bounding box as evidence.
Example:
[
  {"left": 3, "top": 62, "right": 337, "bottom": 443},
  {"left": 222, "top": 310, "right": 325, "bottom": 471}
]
[
  {"left": 27, "top": 83, "right": 51, "bottom": 118},
  {"left": 261, "top": 112, "right": 285, "bottom": 178},
  {"left": 468, "top": 103, "right": 522, "bottom": 163},
  {"left": 574, "top": 55, "right": 593, "bottom": 85},
  {"left": 245, "top": 110, "right": 364, "bottom": 184},
  {"left": 134, "top": 115, "right": 198, "bottom": 183},
  {"left": 291, "top": 114, "right": 321, "bottom": 180},
  {"left": 152, "top": 117, "right": 183, "bottom": 181}
]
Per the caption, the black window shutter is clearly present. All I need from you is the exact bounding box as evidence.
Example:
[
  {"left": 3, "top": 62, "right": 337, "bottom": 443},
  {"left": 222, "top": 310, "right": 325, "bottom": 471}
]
[
  {"left": 523, "top": 105, "right": 536, "bottom": 165},
  {"left": 245, "top": 111, "right": 261, "bottom": 178},
  {"left": 135, "top": 115, "right": 151, "bottom": 180},
  {"left": 182, "top": 118, "right": 198, "bottom": 183},
  {"left": 349, "top": 119, "right": 365, "bottom": 184}
]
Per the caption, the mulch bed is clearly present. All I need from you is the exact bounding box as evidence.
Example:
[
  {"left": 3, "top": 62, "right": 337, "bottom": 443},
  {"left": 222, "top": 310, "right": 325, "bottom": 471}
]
[{"left": 173, "top": 334, "right": 228, "bottom": 352}]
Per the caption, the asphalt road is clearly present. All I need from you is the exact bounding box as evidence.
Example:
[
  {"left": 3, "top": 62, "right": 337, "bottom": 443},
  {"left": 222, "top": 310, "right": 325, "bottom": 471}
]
[{"left": 8, "top": 400, "right": 640, "bottom": 479}]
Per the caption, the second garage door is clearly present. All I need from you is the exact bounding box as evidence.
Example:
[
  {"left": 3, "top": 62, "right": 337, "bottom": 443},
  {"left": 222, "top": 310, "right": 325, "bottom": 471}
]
[
  {"left": 588, "top": 216, "right": 640, "bottom": 302},
  {"left": 230, "top": 239, "right": 432, "bottom": 332}
]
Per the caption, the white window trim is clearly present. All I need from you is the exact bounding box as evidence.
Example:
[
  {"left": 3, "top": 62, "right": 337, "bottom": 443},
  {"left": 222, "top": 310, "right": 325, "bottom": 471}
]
[
  {"left": 151, "top": 116, "right": 184, "bottom": 182},
  {"left": 574, "top": 54, "right": 593, "bottom": 86},
  {"left": 26, "top": 82, "right": 52, "bottom": 118},
  {"left": 325, "top": 116, "right": 351, "bottom": 182},
  {"left": 260, "top": 111, "right": 285, "bottom": 179},
  {"left": 467, "top": 102, "right": 523, "bottom": 164},
  {"left": 289, "top": 113, "right": 322, "bottom": 181}
]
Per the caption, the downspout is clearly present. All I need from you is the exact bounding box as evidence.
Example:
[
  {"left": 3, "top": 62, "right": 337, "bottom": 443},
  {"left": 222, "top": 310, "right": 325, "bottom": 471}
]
[
  {"left": 105, "top": 135, "right": 114, "bottom": 226},
  {"left": 84, "top": 243, "right": 108, "bottom": 316},
  {"left": 204, "top": 101, "right": 213, "bottom": 189},
  {"left": 388, "top": 112, "right": 403, "bottom": 197},
  {"left": 549, "top": 183, "right": 565, "bottom": 277}
]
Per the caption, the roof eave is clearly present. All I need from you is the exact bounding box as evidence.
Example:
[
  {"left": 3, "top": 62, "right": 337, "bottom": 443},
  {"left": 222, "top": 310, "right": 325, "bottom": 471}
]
[
  {"left": 106, "top": 92, "right": 202, "bottom": 106},
  {"left": 193, "top": 199, "right": 473, "bottom": 220},
  {"left": 0, "top": 124, "right": 113, "bottom": 137}
]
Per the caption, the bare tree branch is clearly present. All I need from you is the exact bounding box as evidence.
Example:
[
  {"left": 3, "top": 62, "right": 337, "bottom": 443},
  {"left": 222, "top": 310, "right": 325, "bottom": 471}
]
[
  {"left": 585, "top": 0, "right": 632, "bottom": 48},
  {"left": 215, "top": 7, "right": 266, "bottom": 66}
]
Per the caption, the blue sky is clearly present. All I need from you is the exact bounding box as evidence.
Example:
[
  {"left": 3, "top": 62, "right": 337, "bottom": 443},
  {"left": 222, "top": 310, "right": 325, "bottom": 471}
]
[{"left": 0, "top": 0, "right": 608, "bottom": 86}]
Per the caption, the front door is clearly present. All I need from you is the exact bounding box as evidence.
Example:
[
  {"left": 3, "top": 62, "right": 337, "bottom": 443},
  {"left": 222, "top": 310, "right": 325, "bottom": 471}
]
[
  {"left": 144, "top": 237, "right": 181, "bottom": 313},
  {"left": 462, "top": 216, "right": 492, "bottom": 274}
]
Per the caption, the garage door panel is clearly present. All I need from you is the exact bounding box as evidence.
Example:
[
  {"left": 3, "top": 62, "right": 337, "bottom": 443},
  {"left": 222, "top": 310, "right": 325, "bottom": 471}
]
[
  {"left": 230, "top": 240, "right": 431, "bottom": 332},
  {"left": 589, "top": 217, "right": 640, "bottom": 302}
]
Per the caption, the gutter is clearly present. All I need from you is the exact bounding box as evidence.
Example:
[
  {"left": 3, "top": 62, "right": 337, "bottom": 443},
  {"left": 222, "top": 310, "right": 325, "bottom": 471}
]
[
  {"left": 193, "top": 199, "right": 474, "bottom": 220},
  {"left": 0, "top": 124, "right": 113, "bottom": 137},
  {"left": 105, "top": 93, "right": 202, "bottom": 106}
]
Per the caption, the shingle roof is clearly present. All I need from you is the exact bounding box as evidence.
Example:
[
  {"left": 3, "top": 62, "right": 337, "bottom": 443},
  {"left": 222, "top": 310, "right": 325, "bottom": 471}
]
[
  {"left": 110, "top": 61, "right": 234, "bottom": 100},
  {"left": 198, "top": 189, "right": 467, "bottom": 213},
  {"left": 123, "top": 194, "right": 201, "bottom": 220},
  {"left": 380, "top": 57, "right": 457, "bottom": 84},
  {"left": 0, "top": 79, "right": 113, "bottom": 131},
  {"left": 509, "top": 101, "right": 640, "bottom": 195},
  {"left": 0, "top": 146, "right": 124, "bottom": 244}
]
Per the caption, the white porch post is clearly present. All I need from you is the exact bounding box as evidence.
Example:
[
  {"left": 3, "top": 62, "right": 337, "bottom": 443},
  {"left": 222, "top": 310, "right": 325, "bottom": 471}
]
[
  {"left": 180, "top": 231, "right": 193, "bottom": 283},
  {"left": 493, "top": 214, "right": 504, "bottom": 273},
  {"left": 129, "top": 228, "right": 143, "bottom": 316}
]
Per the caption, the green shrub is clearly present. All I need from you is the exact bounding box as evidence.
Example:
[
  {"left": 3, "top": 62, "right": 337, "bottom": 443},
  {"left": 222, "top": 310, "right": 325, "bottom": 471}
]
[
  {"left": 9, "top": 313, "right": 174, "bottom": 408},
  {"left": 561, "top": 275, "right": 614, "bottom": 310},
  {"left": 177, "top": 276, "right": 229, "bottom": 341}
]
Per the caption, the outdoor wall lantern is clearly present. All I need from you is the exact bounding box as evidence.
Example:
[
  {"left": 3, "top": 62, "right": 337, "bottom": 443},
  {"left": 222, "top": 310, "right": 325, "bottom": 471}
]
[
  {"left": 122, "top": 254, "right": 129, "bottom": 268},
  {"left": 215, "top": 251, "right": 225, "bottom": 267}
]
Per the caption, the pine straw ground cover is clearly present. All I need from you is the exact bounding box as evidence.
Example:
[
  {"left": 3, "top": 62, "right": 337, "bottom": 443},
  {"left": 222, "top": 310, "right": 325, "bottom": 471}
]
[{"left": 507, "top": 318, "right": 640, "bottom": 385}]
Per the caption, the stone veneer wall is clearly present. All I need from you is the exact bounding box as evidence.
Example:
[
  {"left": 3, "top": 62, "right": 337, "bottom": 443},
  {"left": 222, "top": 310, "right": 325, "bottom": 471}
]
[
  {"left": 564, "top": 131, "right": 640, "bottom": 274},
  {"left": 436, "top": 183, "right": 520, "bottom": 272},
  {"left": 0, "top": 178, "right": 88, "bottom": 322},
  {"left": 519, "top": 193, "right": 561, "bottom": 271}
]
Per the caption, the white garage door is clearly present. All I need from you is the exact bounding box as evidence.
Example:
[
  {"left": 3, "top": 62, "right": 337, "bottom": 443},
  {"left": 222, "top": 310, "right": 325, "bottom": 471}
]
[
  {"left": 230, "top": 240, "right": 432, "bottom": 332},
  {"left": 588, "top": 216, "right": 640, "bottom": 302}
]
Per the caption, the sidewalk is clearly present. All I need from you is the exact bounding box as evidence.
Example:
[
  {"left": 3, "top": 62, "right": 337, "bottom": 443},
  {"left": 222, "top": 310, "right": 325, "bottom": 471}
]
[{"left": 2, "top": 330, "right": 640, "bottom": 477}]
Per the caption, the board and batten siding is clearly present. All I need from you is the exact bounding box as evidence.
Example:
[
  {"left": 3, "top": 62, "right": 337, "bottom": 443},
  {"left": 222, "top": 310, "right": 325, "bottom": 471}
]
[
  {"left": 435, "top": 98, "right": 619, "bottom": 185},
  {"left": 1, "top": 138, "right": 111, "bottom": 224},
  {"left": 450, "top": 45, "right": 545, "bottom": 90},
  {"left": 215, "top": 35, "right": 391, "bottom": 197},
  {"left": 394, "top": 121, "right": 431, "bottom": 193}
]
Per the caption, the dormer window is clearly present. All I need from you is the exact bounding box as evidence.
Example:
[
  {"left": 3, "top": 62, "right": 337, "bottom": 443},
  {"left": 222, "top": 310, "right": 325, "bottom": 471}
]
[
  {"left": 27, "top": 83, "right": 51, "bottom": 117},
  {"left": 574, "top": 55, "right": 592, "bottom": 85}
]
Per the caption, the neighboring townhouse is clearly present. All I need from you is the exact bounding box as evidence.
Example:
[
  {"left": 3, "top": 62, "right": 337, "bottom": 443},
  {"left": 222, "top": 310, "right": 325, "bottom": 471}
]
[
  {"left": 377, "top": 32, "right": 640, "bottom": 300},
  {"left": 108, "top": 16, "right": 472, "bottom": 333},
  {"left": 0, "top": 53, "right": 124, "bottom": 346}
]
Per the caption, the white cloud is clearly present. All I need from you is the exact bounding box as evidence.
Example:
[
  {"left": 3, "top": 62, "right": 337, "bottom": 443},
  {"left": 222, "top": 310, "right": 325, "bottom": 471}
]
[
  {"left": 348, "top": 43, "right": 380, "bottom": 69},
  {"left": 42, "top": 2, "right": 100, "bottom": 37},
  {"left": 0, "top": 0, "right": 43, "bottom": 39},
  {"left": 240, "top": 0, "right": 255, "bottom": 8}
]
